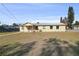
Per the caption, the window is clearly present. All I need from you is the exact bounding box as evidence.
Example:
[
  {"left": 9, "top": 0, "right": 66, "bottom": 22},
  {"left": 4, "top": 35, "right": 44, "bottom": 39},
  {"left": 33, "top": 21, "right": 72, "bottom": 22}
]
[
  {"left": 35, "top": 26, "right": 38, "bottom": 30},
  {"left": 56, "top": 26, "right": 59, "bottom": 29},
  {"left": 50, "top": 26, "right": 53, "bottom": 29}
]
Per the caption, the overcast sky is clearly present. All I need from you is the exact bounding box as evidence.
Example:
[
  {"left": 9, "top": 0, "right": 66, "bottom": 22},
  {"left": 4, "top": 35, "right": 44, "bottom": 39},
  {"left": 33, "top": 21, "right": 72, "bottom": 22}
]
[{"left": 0, "top": 3, "right": 79, "bottom": 25}]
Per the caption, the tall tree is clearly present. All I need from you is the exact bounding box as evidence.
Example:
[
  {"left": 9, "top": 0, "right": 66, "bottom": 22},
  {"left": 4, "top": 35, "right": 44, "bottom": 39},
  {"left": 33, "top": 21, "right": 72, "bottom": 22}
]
[
  {"left": 60, "top": 17, "right": 63, "bottom": 23},
  {"left": 64, "top": 17, "right": 67, "bottom": 20},
  {"left": 67, "top": 6, "right": 74, "bottom": 29}
]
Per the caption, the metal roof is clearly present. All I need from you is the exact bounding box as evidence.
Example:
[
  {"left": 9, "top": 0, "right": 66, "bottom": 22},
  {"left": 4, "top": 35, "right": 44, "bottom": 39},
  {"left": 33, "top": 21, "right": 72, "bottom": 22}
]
[
  {"left": 33, "top": 23, "right": 66, "bottom": 26},
  {"left": 21, "top": 22, "right": 67, "bottom": 26}
]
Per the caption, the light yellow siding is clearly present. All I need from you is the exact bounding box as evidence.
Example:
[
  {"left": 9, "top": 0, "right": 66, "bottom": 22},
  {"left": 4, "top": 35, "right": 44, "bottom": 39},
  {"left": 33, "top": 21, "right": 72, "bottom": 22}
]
[
  {"left": 38, "top": 26, "right": 66, "bottom": 32},
  {"left": 20, "top": 26, "right": 23, "bottom": 32},
  {"left": 20, "top": 26, "right": 28, "bottom": 32},
  {"left": 19, "top": 23, "right": 66, "bottom": 32},
  {"left": 74, "top": 26, "right": 79, "bottom": 30}
]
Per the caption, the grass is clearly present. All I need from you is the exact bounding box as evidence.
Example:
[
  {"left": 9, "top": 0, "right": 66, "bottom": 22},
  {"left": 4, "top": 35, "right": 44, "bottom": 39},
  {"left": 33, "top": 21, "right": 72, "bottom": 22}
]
[
  {"left": 40, "top": 38, "right": 79, "bottom": 56},
  {"left": 0, "top": 32, "right": 18, "bottom": 35},
  {"left": 0, "top": 41, "right": 36, "bottom": 56},
  {"left": 0, "top": 32, "right": 79, "bottom": 56},
  {"left": 0, "top": 32, "right": 79, "bottom": 45}
]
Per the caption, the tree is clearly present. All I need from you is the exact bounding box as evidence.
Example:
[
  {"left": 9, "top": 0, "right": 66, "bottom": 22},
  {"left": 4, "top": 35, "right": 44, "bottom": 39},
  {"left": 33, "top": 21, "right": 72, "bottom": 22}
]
[
  {"left": 0, "top": 25, "right": 7, "bottom": 32},
  {"left": 64, "top": 17, "right": 67, "bottom": 20},
  {"left": 67, "top": 6, "right": 74, "bottom": 29},
  {"left": 12, "top": 23, "right": 18, "bottom": 26},
  {"left": 74, "top": 21, "right": 79, "bottom": 25},
  {"left": 60, "top": 17, "right": 63, "bottom": 23}
]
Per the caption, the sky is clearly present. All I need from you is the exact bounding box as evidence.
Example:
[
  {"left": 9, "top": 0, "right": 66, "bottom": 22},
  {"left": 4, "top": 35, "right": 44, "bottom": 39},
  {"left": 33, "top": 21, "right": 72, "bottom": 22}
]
[{"left": 0, "top": 3, "right": 79, "bottom": 25}]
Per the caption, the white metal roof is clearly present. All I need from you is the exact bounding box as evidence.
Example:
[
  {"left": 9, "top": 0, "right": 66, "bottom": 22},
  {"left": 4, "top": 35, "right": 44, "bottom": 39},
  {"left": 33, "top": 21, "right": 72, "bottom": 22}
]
[
  {"left": 33, "top": 23, "right": 66, "bottom": 26},
  {"left": 21, "top": 22, "right": 66, "bottom": 26}
]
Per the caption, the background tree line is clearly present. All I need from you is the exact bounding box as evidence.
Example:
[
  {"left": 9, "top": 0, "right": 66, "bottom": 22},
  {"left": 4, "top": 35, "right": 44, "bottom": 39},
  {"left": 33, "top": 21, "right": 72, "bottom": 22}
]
[{"left": 0, "top": 23, "right": 19, "bottom": 32}]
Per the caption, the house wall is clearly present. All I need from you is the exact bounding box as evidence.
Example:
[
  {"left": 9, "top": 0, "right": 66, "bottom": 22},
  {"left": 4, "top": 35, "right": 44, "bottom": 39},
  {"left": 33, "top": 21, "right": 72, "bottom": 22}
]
[
  {"left": 74, "top": 26, "right": 79, "bottom": 30},
  {"left": 38, "top": 25, "right": 66, "bottom": 32},
  {"left": 20, "top": 23, "right": 34, "bottom": 32},
  {"left": 20, "top": 25, "right": 66, "bottom": 32},
  {"left": 20, "top": 26, "right": 28, "bottom": 32}
]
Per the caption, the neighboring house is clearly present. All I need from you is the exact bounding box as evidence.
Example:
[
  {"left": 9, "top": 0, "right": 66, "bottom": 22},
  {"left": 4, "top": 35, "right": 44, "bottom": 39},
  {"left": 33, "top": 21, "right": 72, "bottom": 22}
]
[
  {"left": 20, "top": 22, "right": 67, "bottom": 32},
  {"left": 73, "top": 25, "right": 79, "bottom": 30}
]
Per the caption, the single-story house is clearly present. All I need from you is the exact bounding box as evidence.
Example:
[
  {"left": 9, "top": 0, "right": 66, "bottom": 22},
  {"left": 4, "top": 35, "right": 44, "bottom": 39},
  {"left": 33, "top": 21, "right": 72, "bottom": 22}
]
[
  {"left": 19, "top": 22, "right": 67, "bottom": 32},
  {"left": 73, "top": 25, "right": 79, "bottom": 30}
]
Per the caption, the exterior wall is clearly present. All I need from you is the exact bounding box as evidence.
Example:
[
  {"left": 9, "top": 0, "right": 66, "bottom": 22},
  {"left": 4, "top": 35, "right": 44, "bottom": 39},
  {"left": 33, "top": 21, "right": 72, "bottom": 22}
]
[
  {"left": 74, "top": 26, "right": 79, "bottom": 30},
  {"left": 38, "top": 26, "right": 51, "bottom": 32},
  {"left": 38, "top": 25, "right": 66, "bottom": 32},
  {"left": 20, "top": 26, "right": 23, "bottom": 32},
  {"left": 20, "top": 23, "right": 33, "bottom": 32},
  {"left": 56, "top": 26, "right": 66, "bottom": 32},
  {"left": 20, "top": 25, "right": 66, "bottom": 32},
  {"left": 20, "top": 26, "right": 28, "bottom": 32}
]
